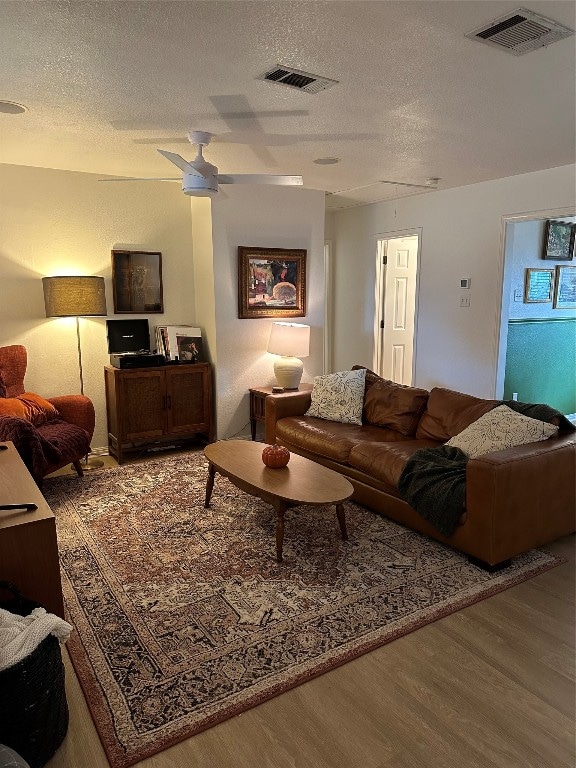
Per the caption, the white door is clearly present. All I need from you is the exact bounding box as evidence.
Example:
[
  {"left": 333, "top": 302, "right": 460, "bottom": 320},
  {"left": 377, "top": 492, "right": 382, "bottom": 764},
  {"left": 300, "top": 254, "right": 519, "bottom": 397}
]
[{"left": 374, "top": 235, "right": 419, "bottom": 385}]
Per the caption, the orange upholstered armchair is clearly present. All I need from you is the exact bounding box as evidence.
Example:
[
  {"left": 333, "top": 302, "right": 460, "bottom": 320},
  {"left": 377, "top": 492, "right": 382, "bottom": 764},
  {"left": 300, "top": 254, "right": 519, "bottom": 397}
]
[{"left": 0, "top": 344, "right": 95, "bottom": 482}]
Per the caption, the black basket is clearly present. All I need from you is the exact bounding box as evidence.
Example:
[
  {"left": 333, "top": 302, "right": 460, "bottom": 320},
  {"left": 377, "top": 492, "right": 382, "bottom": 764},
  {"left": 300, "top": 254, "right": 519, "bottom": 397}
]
[{"left": 0, "top": 582, "right": 69, "bottom": 768}]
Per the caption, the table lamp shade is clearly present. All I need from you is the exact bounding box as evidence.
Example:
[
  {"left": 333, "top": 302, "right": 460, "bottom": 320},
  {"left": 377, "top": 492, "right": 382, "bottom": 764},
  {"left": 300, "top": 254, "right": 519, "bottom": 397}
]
[
  {"left": 42, "top": 276, "right": 107, "bottom": 317},
  {"left": 267, "top": 322, "right": 310, "bottom": 390},
  {"left": 267, "top": 322, "right": 310, "bottom": 358}
]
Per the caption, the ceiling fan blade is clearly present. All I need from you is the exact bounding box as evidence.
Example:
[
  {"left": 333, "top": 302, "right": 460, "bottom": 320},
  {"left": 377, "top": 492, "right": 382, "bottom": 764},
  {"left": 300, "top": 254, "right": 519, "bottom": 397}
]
[
  {"left": 98, "top": 177, "right": 181, "bottom": 182},
  {"left": 157, "top": 149, "right": 203, "bottom": 177},
  {"left": 217, "top": 174, "right": 303, "bottom": 186},
  {"left": 134, "top": 137, "right": 191, "bottom": 145}
]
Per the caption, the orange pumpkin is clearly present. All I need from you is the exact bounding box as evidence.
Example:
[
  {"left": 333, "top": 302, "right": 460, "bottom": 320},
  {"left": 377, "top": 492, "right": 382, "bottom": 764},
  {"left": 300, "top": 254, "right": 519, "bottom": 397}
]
[{"left": 262, "top": 445, "right": 290, "bottom": 468}]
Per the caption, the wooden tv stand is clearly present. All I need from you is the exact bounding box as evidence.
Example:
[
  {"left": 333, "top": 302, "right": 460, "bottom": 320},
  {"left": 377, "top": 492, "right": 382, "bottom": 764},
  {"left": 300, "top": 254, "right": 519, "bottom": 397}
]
[
  {"left": 0, "top": 442, "right": 65, "bottom": 618},
  {"left": 105, "top": 363, "right": 214, "bottom": 464}
]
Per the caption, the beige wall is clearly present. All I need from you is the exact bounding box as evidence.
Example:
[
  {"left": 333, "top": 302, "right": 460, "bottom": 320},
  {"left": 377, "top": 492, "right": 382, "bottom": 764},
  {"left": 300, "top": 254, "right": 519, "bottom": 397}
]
[
  {"left": 4, "top": 159, "right": 572, "bottom": 454},
  {"left": 327, "top": 164, "right": 576, "bottom": 398},
  {"left": 0, "top": 163, "right": 325, "bottom": 450},
  {"left": 0, "top": 163, "right": 196, "bottom": 449},
  {"left": 210, "top": 184, "right": 326, "bottom": 439}
]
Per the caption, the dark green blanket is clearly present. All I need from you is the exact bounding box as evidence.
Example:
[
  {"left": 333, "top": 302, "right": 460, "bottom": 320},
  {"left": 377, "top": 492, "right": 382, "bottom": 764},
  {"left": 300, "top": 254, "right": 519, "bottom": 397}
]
[
  {"left": 397, "top": 445, "right": 468, "bottom": 537},
  {"left": 397, "top": 401, "right": 574, "bottom": 538}
]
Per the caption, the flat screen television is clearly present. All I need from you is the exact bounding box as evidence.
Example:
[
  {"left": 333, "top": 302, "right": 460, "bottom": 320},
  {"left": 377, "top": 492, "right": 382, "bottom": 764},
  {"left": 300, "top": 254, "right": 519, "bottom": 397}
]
[{"left": 106, "top": 319, "right": 150, "bottom": 354}]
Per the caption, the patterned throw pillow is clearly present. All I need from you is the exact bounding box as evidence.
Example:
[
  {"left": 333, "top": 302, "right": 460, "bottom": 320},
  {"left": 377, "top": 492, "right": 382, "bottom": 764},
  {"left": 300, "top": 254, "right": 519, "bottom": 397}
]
[
  {"left": 446, "top": 404, "right": 558, "bottom": 458},
  {"left": 305, "top": 368, "right": 367, "bottom": 425}
]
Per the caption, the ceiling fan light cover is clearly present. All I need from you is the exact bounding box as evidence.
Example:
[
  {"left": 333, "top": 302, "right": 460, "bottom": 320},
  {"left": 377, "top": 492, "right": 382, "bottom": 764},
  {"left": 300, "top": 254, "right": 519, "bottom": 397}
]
[{"left": 182, "top": 173, "right": 219, "bottom": 196}]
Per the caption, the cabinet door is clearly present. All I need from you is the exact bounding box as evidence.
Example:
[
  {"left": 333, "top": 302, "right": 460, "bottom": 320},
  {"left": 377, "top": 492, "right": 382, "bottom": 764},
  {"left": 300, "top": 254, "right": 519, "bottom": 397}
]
[
  {"left": 166, "top": 365, "right": 211, "bottom": 435},
  {"left": 119, "top": 370, "right": 166, "bottom": 439}
]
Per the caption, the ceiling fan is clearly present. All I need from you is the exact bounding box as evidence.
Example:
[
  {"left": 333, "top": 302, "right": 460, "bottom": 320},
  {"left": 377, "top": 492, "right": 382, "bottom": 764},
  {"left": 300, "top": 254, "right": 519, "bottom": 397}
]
[{"left": 101, "top": 131, "right": 303, "bottom": 197}]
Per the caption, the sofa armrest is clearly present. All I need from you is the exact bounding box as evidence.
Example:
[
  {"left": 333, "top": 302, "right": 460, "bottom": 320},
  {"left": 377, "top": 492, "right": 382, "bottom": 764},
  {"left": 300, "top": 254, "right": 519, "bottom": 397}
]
[
  {"left": 264, "top": 391, "right": 312, "bottom": 445},
  {"left": 47, "top": 395, "right": 96, "bottom": 440},
  {"left": 466, "top": 434, "right": 576, "bottom": 564}
]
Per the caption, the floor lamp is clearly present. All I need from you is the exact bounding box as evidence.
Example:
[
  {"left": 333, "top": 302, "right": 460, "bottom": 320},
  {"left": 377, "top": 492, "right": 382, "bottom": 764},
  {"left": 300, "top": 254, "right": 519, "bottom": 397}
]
[{"left": 42, "top": 275, "right": 107, "bottom": 470}]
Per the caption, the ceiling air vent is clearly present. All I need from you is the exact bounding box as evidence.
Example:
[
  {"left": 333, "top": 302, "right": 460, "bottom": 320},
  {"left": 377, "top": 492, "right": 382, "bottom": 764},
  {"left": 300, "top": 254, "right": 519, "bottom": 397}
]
[
  {"left": 465, "top": 7, "right": 574, "bottom": 55},
  {"left": 259, "top": 65, "right": 338, "bottom": 94}
]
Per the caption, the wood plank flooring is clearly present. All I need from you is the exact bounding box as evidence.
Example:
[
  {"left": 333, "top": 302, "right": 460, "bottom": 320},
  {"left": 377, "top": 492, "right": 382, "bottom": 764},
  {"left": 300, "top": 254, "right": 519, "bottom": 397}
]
[{"left": 44, "top": 459, "right": 575, "bottom": 768}]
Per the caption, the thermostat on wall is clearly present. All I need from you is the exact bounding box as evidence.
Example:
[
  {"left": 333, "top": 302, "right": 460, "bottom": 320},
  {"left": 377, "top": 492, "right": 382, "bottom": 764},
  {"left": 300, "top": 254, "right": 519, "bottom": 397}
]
[{"left": 460, "top": 278, "right": 471, "bottom": 289}]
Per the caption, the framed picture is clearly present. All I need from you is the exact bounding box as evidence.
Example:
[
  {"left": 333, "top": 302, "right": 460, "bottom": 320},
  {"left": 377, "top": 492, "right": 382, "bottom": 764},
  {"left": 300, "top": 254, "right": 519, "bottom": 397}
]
[
  {"left": 553, "top": 265, "right": 576, "bottom": 309},
  {"left": 238, "top": 246, "right": 306, "bottom": 319},
  {"left": 542, "top": 220, "right": 575, "bottom": 261},
  {"left": 166, "top": 326, "right": 203, "bottom": 361},
  {"left": 111, "top": 250, "right": 164, "bottom": 313},
  {"left": 523, "top": 268, "right": 554, "bottom": 303}
]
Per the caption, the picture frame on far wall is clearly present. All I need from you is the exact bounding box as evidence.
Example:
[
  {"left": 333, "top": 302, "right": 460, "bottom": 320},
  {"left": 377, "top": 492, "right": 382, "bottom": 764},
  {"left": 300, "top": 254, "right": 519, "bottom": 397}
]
[
  {"left": 238, "top": 246, "right": 307, "bottom": 319},
  {"left": 111, "top": 249, "right": 164, "bottom": 313},
  {"left": 524, "top": 268, "right": 554, "bottom": 303},
  {"left": 553, "top": 265, "right": 576, "bottom": 309},
  {"left": 542, "top": 220, "right": 575, "bottom": 261}
]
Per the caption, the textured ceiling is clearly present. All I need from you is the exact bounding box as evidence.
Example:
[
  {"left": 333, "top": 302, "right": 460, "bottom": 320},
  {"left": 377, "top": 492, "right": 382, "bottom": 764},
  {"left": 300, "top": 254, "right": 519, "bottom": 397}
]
[{"left": 1, "top": 1, "right": 574, "bottom": 210}]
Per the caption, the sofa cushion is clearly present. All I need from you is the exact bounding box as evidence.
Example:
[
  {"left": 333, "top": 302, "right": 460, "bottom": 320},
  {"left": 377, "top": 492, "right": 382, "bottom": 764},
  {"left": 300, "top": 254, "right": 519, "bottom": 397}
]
[
  {"left": 352, "top": 365, "right": 429, "bottom": 435},
  {"left": 0, "top": 374, "right": 6, "bottom": 398},
  {"left": 363, "top": 379, "right": 429, "bottom": 436},
  {"left": 305, "top": 368, "right": 366, "bottom": 425},
  {"left": 349, "top": 439, "right": 442, "bottom": 487},
  {"left": 415, "top": 387, "right": 498, "bottom": 441},
  {"left": 276, "top": 416, "right": 410, "bottom": 463},
  {"left": 0, "top": 392, "right": 60, "bottom": 427},
  {"left": 446, "top": 405, "right": 558, "bottom": 458}
]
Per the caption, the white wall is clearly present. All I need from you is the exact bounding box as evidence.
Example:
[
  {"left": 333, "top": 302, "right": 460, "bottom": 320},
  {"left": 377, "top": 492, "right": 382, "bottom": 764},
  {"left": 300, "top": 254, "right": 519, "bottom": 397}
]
[
  {"left": 210, "top": 185, "right": 326, "bottom": 439},
  {"left": 0, "top": 163, "right": 195, "bottom": 449},
  {"left": 328, "top": 165, "right": 576, "bottom": 398}
]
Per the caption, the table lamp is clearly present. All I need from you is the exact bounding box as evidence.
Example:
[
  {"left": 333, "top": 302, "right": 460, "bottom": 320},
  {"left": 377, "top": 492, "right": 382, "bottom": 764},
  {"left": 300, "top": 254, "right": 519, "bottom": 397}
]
[
  {"left": 42, "top": 275, "right": 107, "bottom": 469},
  {"left": 267, "top": 322, "right": 310, "bottom": 390}
]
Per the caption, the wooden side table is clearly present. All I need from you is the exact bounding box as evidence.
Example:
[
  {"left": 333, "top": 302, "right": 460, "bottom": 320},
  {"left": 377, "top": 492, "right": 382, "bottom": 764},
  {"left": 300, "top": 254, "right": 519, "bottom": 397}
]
[{"left": 249, "top": 384, "right": 313, "bottom": 441}]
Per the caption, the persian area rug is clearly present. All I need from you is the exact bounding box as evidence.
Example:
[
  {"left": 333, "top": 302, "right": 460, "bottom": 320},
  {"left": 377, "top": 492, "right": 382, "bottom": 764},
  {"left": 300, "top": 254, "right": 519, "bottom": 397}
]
[{"left": 44, "top": 451, "right": 562, "bottom": 768}]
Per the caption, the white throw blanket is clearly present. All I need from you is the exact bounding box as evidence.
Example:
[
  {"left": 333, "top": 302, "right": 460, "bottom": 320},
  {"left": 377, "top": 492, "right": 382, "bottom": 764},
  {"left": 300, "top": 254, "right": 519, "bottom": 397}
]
[{"left": 0, "top": 607, "right": 73, "bottom": 672}]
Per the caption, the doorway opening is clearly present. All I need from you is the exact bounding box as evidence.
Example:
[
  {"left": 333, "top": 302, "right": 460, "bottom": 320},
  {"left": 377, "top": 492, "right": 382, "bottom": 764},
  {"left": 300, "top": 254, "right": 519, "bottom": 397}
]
[
  {"left": 373, "top": 231, "right": 420, "bottom": 385},
  {"left": 495, "top": 207, "right": 575, "bottom": 418}
]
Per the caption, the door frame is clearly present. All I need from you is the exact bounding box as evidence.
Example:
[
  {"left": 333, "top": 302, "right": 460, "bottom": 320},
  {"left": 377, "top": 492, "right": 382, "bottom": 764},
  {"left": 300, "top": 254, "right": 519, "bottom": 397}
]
[
  {"left": 323, "top": 239, "right": 334, "bottom": 374},
  {"left": 493, "top": 206, "right": 575, "bottom": 399},
  {"left": 373, "top": 227, "right": 422, "bottom": 384}
]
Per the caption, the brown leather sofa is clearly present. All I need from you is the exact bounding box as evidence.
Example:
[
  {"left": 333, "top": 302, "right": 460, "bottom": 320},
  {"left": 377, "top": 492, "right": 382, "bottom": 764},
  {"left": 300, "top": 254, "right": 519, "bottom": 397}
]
[{"left": 265, "top": 371, "right": 576, "bottom": 569}]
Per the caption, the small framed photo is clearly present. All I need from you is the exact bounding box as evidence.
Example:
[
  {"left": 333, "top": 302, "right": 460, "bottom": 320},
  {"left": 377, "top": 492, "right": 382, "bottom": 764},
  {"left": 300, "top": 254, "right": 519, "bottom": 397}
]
[
  {"left": 176, "top": 333, "right": 204, "bottom": 362},
  {"left": 524, "top": 268, "right": 555, "bottom": 303},
  {"left": 542, "top": 220, "right": 575, "bottom": 261},
  {"left": 166, "top": 326, "right": 203, "bottom": 361},
  {"left": 111, "top": 250, "right": 164, "bottom": 313},
  {"left": 238, "top": 246, "right": 306, "bottom": 319},
  {"left": 553, "top": 265, "right": 576, "bottom": 309}
]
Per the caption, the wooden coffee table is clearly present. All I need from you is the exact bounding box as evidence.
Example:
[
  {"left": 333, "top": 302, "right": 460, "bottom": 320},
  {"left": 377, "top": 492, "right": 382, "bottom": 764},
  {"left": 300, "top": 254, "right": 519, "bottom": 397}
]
[{"left": 204, "top": 440, "right": 354, "bottom": 561}]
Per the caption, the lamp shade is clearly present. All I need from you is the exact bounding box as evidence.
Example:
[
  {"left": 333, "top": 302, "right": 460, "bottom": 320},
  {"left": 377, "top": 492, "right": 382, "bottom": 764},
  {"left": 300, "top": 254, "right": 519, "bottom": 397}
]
[
  {"left": 43, "top": 276, "right": 107, "bottom": 317},
  {"left": 267, "top": 322, "right": 310, "bottom": 390},
  {"left": 267, "top": 322, "right": 310, "bottom": 358}
]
